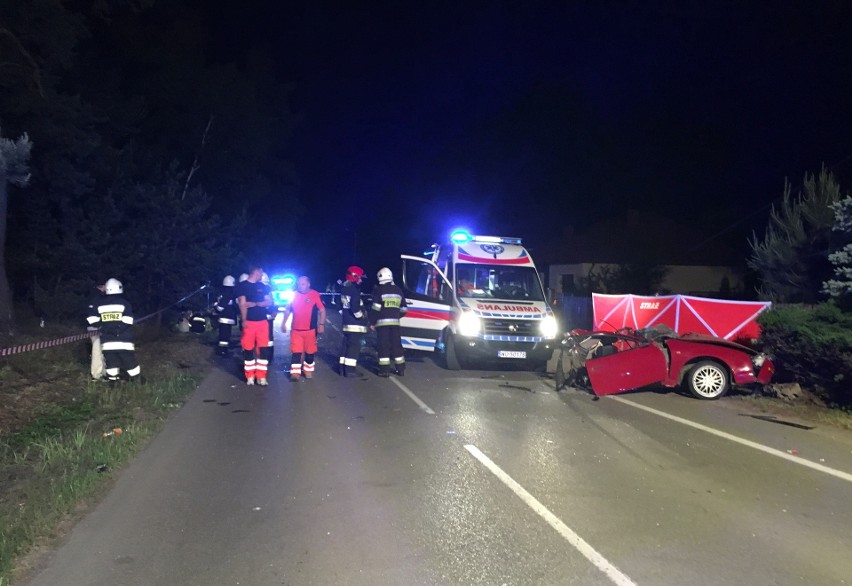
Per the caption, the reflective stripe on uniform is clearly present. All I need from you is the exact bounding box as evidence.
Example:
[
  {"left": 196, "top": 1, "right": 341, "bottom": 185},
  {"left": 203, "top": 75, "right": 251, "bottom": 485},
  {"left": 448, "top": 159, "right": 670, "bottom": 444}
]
[{"left": 102, "top": 341, "right": 135, "bottom": 351}]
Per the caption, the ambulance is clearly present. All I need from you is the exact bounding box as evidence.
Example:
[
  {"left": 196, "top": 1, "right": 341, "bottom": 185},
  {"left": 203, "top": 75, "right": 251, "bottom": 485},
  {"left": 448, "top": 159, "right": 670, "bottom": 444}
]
[{"left": 399, "top": 231, "right": 558, "bottom": 369}]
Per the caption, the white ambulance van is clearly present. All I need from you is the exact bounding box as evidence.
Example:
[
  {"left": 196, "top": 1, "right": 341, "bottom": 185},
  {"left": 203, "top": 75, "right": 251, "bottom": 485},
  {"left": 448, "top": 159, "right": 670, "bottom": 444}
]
[{"left": 399, "top": 231, "right": 558, "bottom": 369}]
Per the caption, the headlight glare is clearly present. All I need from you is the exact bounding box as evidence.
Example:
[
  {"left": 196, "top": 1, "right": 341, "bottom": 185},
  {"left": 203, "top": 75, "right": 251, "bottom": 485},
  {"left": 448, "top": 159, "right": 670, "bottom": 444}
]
[
  {"left": 458, "top": 311, "right": 481, "bottom": 337},
  {"left": 540, "top": 315, "right": 558, "bottom": 339}
]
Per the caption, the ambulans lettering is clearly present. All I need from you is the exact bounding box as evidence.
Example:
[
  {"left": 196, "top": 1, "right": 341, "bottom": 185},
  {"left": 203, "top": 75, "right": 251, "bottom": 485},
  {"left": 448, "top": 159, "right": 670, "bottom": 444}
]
[
  {"left": 477, "top": 304, "right": 542, "bottom": 313},
  {"left": 639, "top": 302, "right": 660, "bottom": 310}
]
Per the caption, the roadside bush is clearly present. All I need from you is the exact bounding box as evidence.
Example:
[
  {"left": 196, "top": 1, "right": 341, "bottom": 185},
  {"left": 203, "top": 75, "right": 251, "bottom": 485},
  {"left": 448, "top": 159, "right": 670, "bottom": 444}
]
[{"left": 758, "top": 302, "right": 852, "bottom": 406}]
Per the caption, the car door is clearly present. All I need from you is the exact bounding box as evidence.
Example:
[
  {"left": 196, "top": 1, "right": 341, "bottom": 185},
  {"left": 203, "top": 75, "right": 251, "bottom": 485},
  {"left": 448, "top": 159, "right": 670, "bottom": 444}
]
[
  {"left": 399, "top": 255, "right": 453, "bottom": 352},
  {"left": 586, "top": 344, "right": 668, "bottom": 396}
]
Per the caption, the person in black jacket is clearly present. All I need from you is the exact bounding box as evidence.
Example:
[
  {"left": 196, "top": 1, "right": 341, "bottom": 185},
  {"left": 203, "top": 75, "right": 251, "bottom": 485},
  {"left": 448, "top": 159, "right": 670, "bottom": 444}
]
[
  {"left": 370, "top": 267, "right": 408, "bottom": 377},
  {"left": 338, "top": 265, "right": 368, "bottom": 377},
  {"left": 214, "top": 275, "right": 238, "bottom": 356},
  {"left": 86, "top": 278, "right": 140, "bottom": 382}
]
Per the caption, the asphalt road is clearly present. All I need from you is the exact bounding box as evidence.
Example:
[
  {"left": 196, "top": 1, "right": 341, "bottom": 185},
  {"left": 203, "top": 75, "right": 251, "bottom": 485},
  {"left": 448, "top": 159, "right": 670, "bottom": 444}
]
[{"left": 21, "top": 319, "right": 852, "bottom": 585}]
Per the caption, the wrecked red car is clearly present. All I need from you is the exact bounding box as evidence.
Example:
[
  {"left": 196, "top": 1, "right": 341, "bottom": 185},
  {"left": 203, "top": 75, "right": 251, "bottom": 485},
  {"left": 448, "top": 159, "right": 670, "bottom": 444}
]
[{"left": 556, "top": 325, "right": 775, "bottom": 400}]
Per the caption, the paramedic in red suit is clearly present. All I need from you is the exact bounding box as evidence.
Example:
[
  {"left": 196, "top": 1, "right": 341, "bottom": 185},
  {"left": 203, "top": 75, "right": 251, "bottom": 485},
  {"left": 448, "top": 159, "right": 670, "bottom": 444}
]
[
  {"left": 237, "top": 265, "right": 272, "bottom": 386},
  {"left": 280, "top": 275, "right": 326, "bottom": 381}
]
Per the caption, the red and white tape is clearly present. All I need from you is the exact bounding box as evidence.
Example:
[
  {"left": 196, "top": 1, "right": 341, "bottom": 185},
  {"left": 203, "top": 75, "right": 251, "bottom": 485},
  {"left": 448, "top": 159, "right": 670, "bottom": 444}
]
[
  {"left": 0, "top": 331, "right": 97, "bottom": 357},
  {"left": 0, "top": 284, "right": 210, "bottom": 358}
]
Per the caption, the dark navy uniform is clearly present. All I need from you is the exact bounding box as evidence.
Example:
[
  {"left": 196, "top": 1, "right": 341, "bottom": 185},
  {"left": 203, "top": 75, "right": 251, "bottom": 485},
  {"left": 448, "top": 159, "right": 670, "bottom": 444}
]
[
  {"left": 339, "top": 279, "right": 368, "bottom": 376},
  {"left": 87, "top": 292, "right": 140, "bottom": 381},
  {"left": 214, "top": 284, "right": 238, "bottom": 355},
  {"left": 370, "top": 281, "right": 408, "bottom": 376}
]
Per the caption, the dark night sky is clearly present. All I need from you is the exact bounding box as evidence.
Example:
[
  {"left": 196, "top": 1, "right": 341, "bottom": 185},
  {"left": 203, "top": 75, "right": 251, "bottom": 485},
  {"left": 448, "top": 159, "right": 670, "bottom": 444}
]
[{"left": 207, "top": 1, "right": 852, "bottom": 282}]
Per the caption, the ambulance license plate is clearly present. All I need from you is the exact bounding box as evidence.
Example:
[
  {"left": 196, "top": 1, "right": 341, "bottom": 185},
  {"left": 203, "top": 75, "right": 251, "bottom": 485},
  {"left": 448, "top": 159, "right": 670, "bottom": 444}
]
[{"left": 498, "top": 350, "right": 526, "bottom": 359}]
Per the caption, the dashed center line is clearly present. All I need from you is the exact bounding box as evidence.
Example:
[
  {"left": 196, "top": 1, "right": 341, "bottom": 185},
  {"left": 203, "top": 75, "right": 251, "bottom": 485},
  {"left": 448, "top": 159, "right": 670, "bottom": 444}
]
[
  {"left": 464, "top": 444, "right": 637, "bottom": 586},
  {"left": 388, "top": 376, "right": 436, "bottom": 415}
]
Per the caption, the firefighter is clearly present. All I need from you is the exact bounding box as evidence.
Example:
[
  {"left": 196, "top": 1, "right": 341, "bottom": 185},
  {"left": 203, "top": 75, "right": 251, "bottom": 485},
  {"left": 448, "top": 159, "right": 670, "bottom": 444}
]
[
  {"left": 236, "top": 265, "right": 273, "bottom": 386},
  {"left": 214, "top": 275, "right": 238, "bottom": 356},
  {"left": 370, "top": 267, "right": 408, "bottom": 377},
  {"left": 86, "top": 278, "right": 141, "bottom": 383},
  {"left": 189, "top": 310, "right": 207, "bottom": 333},
  {"left": 280, "top": 275, "right": 326, "bottom": 381},
  {"left": 338, "top": 265, "right": 368, "bottom": 377}
]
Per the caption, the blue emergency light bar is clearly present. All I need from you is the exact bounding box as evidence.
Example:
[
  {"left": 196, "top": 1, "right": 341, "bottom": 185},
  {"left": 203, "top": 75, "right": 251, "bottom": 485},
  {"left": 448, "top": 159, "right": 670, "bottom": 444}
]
[{"left": 449, "top": 230, "right": 522, "bottom": 245}]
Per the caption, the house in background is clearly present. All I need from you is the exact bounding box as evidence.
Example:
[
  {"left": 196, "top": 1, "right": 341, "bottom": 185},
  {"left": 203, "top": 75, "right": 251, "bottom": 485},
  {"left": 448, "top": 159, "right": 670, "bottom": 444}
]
[
  {"left": 533, "top": 210, "right": 754, "bottom": 329},
  {"left": 548, "top": 262, "right": 744, "bottom": 298}
]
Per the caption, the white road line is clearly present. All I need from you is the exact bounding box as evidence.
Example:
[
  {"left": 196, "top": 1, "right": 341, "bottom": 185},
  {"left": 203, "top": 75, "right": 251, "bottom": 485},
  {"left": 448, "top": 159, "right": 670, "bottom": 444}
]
[
  {"left": 389, "top": 376, "right": 436, "bottom": 415},
  {"left": 610, "top": 396, "right": 852, "bottom": 484},
  {"left": 464, "top": 444, "right": 638, "bottom": 586}
]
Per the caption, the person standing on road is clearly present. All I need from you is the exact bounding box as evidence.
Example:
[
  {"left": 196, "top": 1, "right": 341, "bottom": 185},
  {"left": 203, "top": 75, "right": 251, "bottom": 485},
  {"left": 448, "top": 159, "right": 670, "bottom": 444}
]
[
  {"left": 280, "top": 275, "right": 326, "bottom": 381},
  {"left": 213, "top": 275, "right": 238, "bottom": 356},
  {"left": 338, "top": 265, "right": 368, "bottom": 377},
  {"left": 370, "top": 267, "right": 408, "bottom": 377},
  {"left": 87, "top": 278, "right": 141, "bottom": 383},
  {"left": 86, "top": 281, "right": 106, "bottom": 381},
  {"left": 237, "top": 265, "right": 272, "bottom": 386}
]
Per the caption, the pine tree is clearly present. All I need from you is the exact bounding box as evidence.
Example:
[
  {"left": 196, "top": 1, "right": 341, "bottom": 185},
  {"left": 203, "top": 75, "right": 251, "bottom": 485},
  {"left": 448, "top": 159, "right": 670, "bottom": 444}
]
[
  {"left": 823, "top": 195, "right": 852, "bottom": 305},
  {"left": 748, "top": 166, "right": 842, "bottom": 303},
  {"left": 0, "top": 130, "right": 32, "bottom": 334}
]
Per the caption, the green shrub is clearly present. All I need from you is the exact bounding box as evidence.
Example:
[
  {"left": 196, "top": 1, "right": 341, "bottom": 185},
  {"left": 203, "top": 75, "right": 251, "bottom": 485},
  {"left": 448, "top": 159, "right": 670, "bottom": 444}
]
[{"left": 758, "top": 302, "right": 852, "bottom": 405}]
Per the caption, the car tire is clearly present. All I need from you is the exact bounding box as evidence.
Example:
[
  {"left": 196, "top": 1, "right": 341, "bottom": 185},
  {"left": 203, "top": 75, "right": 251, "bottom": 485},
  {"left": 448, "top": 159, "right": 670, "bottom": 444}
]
[
  {"left": 685, "top": 360, "right": 729, "bottom": 400},
  {"left": 444, "top": 333, "right": 462, "bottom": 371}
]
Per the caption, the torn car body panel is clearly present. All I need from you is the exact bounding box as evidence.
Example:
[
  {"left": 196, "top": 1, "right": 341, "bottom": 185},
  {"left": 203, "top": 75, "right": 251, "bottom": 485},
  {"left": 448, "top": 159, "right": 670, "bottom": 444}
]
[{"left": 563, "top": 325, "right": 775, "bottom": 400}]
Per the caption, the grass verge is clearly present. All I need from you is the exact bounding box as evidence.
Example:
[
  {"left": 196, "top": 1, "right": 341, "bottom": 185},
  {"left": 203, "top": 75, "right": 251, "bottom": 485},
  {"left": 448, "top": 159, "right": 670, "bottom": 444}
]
[{"left": 0, "top": 324, "right": 215, "bottom": 584}]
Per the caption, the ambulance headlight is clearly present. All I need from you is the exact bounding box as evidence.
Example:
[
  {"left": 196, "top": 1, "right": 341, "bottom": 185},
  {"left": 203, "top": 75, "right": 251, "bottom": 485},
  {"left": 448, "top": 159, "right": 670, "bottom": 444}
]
[
  {"left": 539, "top": 315, "right": 558, "bottom": 339},
  {"left": 458, "top": 311, "right": 482, "bottom": 337}
]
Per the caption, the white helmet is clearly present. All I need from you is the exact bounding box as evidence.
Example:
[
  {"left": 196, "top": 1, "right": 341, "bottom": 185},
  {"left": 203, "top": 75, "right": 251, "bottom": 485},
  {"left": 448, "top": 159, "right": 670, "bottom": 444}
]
[
  {"left": 377, "top": 267, "right": 393, "bottom": 284},
  {"left": 105, "top": 278, "right": 123, "bottom": 295},
  {"left": 238, "top": 273, "right": 249, "bottom": 282},
  {"left": 261, "top": 272, "right": 270, "bottom": 285},
  {"left": 222, "top": 275, "right": 235, "bottom": 287}
]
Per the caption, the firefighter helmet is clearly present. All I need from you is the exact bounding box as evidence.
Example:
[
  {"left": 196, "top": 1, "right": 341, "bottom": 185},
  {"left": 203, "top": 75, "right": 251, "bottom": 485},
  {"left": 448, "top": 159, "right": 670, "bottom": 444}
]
[
  {"left": 222, "top": 275, "right": 235, "bottom": 287},
  {"left": 105, "top": 278, "right": 123, "bottom": 295},
  {"left": 346, "top": 266, "right": 365, "bottom": 283},
  {"left": 238, "top": 273, "right": 249, "bottom": 282},
  {"left": 377, "top": 267, "right": 393, "bottom": 284}
]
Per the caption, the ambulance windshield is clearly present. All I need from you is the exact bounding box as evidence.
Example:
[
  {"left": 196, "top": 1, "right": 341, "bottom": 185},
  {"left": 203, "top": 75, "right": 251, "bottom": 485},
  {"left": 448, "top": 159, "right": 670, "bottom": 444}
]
[{"left": 455, "top": 265, "right": 544, "bottom": 301}]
